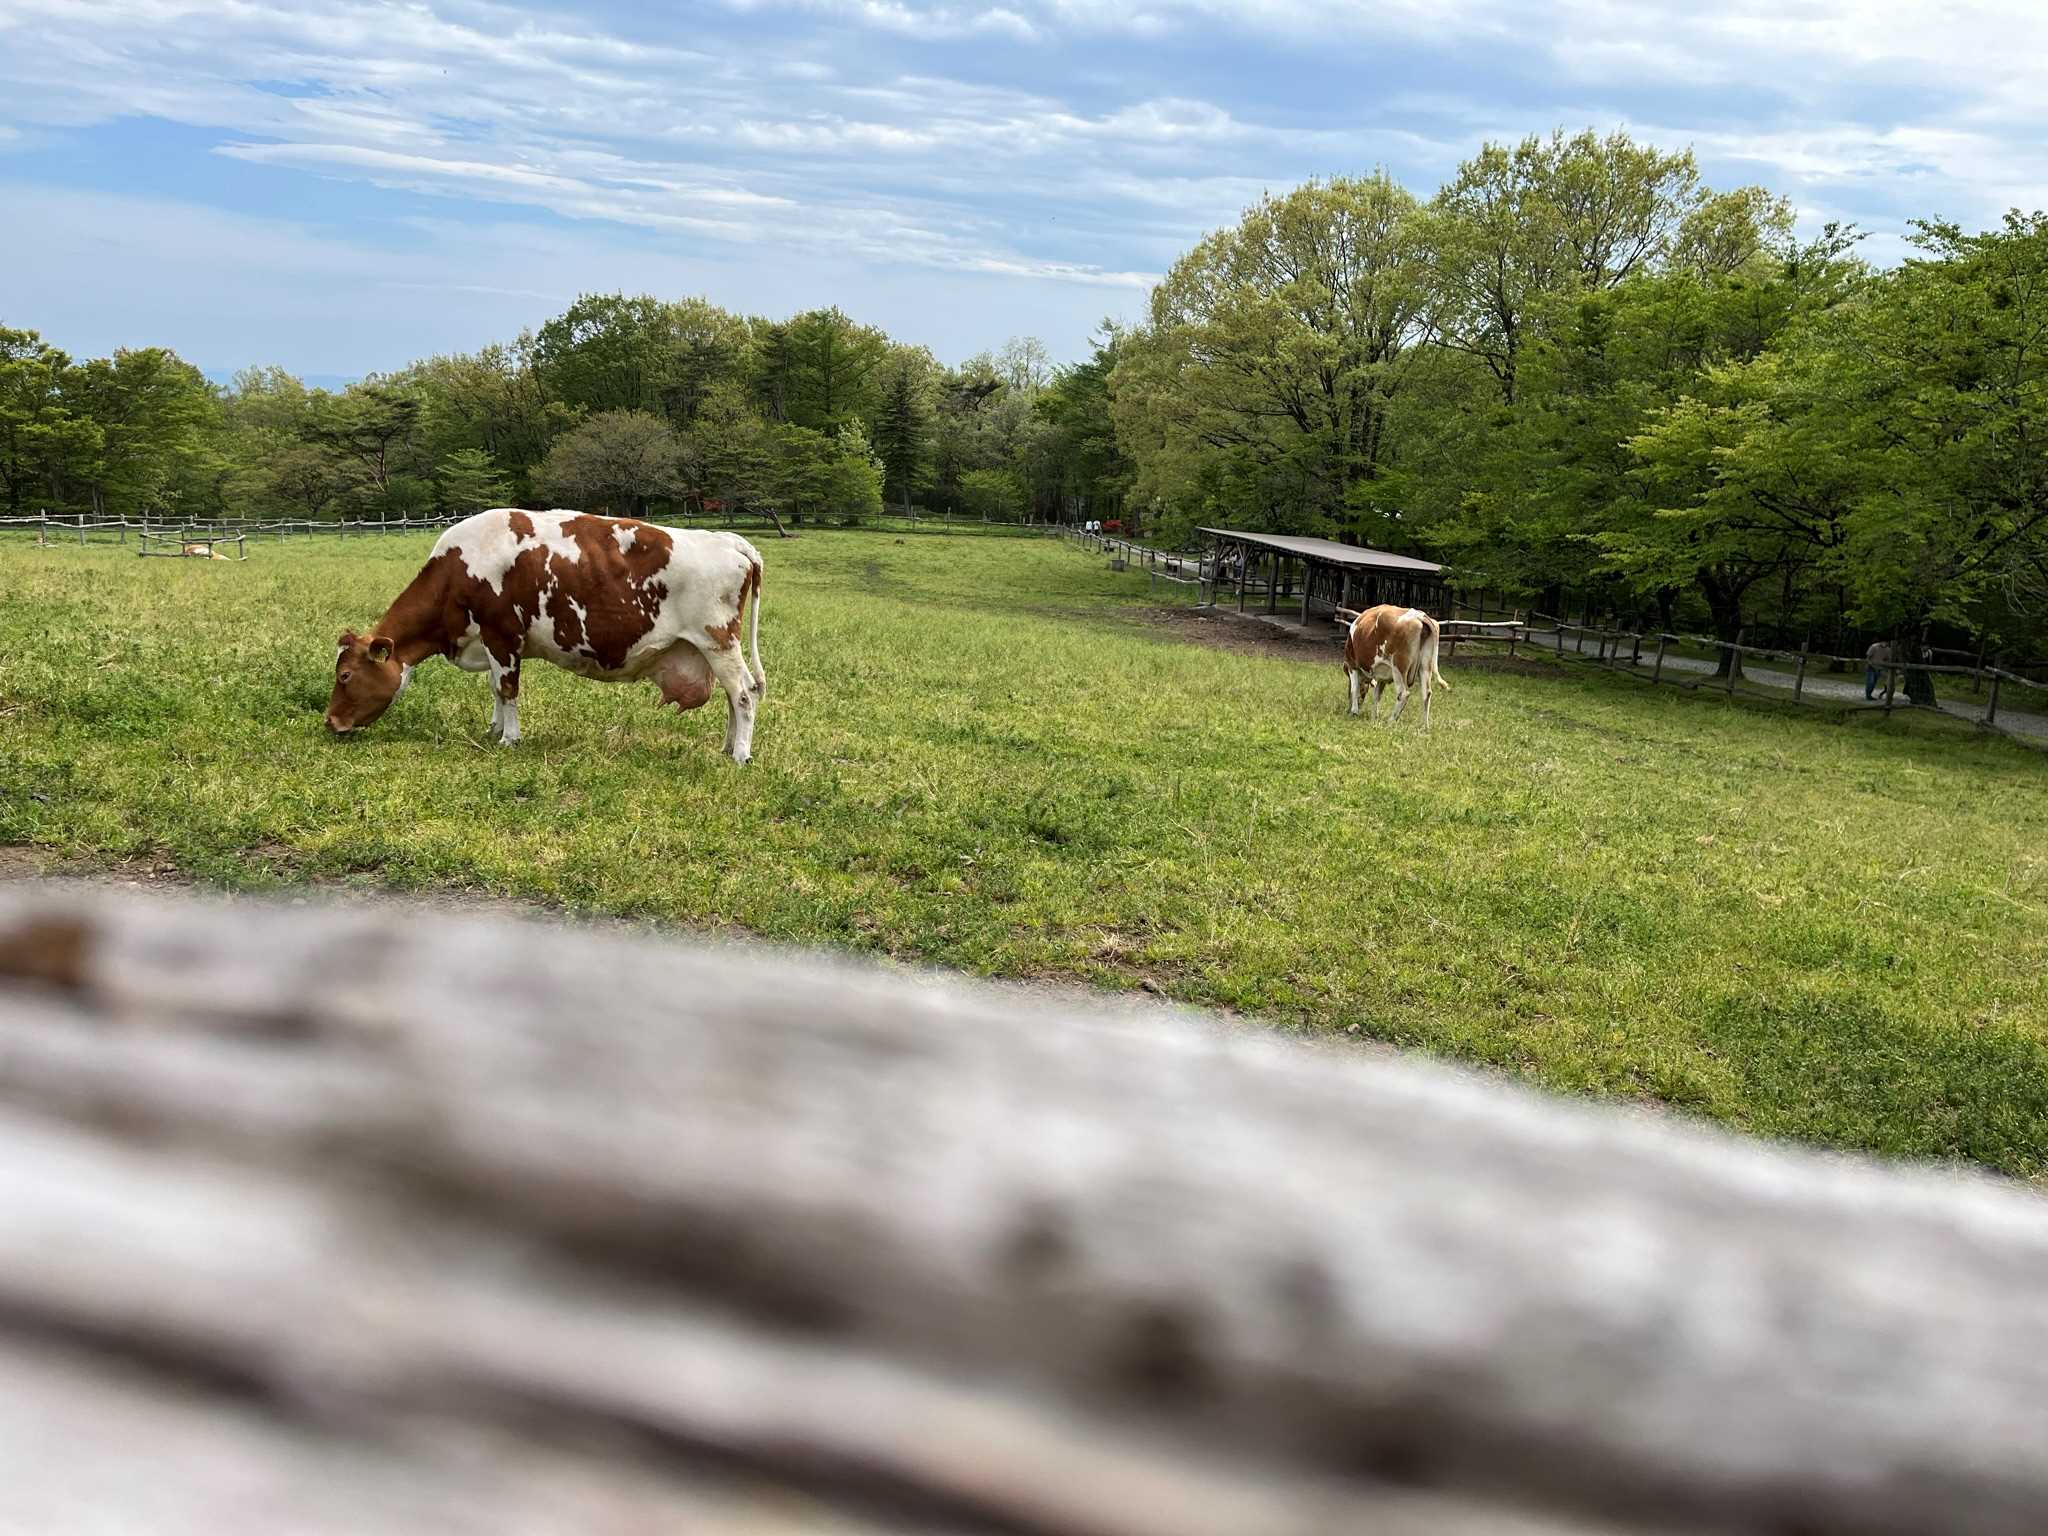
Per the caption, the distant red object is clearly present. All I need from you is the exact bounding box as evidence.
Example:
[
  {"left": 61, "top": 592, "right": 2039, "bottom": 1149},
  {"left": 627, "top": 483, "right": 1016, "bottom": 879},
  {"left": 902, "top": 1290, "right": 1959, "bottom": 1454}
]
[
  {"left": 1101, "top": 518, "right": 1123, "bottom": 533},
  {"left": 703, "top": 498, "right": 724, "bottom": 513}
]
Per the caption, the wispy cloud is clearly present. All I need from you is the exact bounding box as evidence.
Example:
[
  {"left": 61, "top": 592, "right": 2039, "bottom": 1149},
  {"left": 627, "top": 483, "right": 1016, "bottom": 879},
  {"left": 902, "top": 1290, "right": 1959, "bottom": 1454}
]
[{"left": 1, "top": 0, "right": 2044, "bottom": 374}]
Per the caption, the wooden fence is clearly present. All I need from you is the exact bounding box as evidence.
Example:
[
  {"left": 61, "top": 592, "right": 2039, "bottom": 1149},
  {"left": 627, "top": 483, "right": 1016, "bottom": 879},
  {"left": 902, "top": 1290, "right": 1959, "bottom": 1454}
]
[
  {"left": 5, "top": 885, "right": 2048, "bottom": 1533},
  {"left": 0, "top": 511, "right": 466, "bottom": 545},
  {"left": 1425, "top": 614, "right": 2048, "bottom": 746},
  {"left": 1058, "top": 525, "right": 1216, "bottom": 600},
  {"left": 2, "top": 509, "right": 1053, "bottom": 548}
]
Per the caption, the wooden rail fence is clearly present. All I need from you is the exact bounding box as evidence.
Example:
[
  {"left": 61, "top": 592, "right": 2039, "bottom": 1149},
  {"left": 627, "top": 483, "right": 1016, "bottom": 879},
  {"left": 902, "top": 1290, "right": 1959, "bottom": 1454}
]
[{"left": 4, "top": 886, "right": 2048, "bottom": 1533}]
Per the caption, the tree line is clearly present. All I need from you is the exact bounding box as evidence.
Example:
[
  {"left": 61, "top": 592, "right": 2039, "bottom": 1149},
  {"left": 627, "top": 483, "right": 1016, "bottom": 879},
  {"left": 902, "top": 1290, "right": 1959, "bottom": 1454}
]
[
  {"left": 0, "top": 299, "right": 1106, "bottom": 537},
  {"left": 6, "top": 124, "right": 2043, "bottom": 659},
  {"left": 1112, "top": 130, "right": 2048, "bottom": 663}
]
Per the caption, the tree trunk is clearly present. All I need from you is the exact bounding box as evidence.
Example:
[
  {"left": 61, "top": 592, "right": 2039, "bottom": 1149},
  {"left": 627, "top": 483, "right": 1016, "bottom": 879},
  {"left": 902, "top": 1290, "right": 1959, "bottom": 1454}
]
[
  {"left": 1904, "top": 620, "right": 1938, "bottom": 706},
  {"left": 1700, "top": 580, "right": 1745, "bottom": 679}
]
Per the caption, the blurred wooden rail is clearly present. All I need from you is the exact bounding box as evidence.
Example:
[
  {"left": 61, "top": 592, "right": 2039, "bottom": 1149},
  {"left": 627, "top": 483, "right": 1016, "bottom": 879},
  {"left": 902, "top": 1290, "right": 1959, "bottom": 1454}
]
[{"left": 3, "top": 887, "right": 2048, "bottom": 1534}]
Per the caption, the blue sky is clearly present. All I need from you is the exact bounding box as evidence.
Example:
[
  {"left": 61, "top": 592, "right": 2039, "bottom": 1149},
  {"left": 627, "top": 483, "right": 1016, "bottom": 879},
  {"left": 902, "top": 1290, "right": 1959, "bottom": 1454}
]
[{"left": 3, "top": 0, "right": 2044, "bottom": 382}]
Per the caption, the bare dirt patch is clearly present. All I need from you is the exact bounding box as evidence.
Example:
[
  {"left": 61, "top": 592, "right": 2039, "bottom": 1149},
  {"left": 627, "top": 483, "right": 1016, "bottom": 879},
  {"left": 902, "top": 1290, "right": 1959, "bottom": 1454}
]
[{"left": 1127, "top": 606, "right": 1343, "bottom": 661}]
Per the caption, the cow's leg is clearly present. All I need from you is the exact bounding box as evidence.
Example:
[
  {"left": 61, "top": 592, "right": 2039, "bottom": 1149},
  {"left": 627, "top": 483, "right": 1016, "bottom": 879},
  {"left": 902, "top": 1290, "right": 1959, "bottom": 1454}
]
[
  {"left": 1419, "top": 670, "right": 1433, "bottom": 727},
  {"left": 704, "top": 645, "right": 759, "bottom": 765},
  {"left": 1388, "top": 673, "right": 1410, "bottom": 723},
  {"left": 1368, "top": 675, "right": 1384, "bottom": 721},
  {"left": 1347, "top": 667, "right": 1361, "bottom": 717},
  {"left": 485, "top": 647, "right": 522, "bottom": 745}
]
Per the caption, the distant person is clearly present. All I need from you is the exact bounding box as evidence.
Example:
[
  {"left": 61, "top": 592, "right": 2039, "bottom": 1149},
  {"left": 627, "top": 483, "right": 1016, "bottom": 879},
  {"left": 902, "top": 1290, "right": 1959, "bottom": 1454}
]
[{"left": 1864, "top": 639, "right": 1891, "bottom": 700}]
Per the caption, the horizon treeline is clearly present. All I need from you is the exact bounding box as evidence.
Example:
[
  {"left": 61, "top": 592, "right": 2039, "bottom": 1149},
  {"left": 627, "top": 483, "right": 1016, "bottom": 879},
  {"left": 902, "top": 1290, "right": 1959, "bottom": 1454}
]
[{"left": 5, "top": 126, "right": 2045, "bottom": 654}]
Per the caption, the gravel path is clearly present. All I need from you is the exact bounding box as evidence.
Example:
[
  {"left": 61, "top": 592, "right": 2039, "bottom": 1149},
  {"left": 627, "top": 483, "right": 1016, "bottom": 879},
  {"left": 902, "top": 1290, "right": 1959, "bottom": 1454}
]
[{"left": 1615, "top": 649, "right": 2048, "bottom": 743}]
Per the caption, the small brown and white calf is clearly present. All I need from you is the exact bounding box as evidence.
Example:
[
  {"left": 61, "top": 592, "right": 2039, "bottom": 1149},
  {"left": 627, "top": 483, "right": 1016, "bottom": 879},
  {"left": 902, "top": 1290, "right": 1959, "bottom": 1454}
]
[
  {"left": 325, "top": 508, "right": 766, "bottom": 762},
  {"left": 1343, "top": 604, "right": 1449, "bottom": 725}
]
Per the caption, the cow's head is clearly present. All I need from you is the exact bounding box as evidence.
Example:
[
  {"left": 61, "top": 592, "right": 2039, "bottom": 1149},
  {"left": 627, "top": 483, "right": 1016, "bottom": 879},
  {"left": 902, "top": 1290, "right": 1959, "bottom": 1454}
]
[{"left": 326, "top": 631, "right": 403, "bottom": 734}]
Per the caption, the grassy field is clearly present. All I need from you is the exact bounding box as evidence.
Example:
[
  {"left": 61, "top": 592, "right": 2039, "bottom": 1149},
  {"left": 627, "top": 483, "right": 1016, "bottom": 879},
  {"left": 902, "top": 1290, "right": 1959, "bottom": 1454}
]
[{"left": 4, "top": 530, "right": 2046, "bottom": 1176}]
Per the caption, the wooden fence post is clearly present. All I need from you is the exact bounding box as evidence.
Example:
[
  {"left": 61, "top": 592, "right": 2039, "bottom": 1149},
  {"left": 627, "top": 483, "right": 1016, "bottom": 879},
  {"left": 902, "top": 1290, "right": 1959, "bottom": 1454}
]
[
  {"left": 1725, "top": 630, "right": 1742, "bottom": 696},
  {"left": 1652, "top": 634, "right": 1667, "bottom": 685},
  {"left": 1986, "top": 672, "right": 2002, "bottom": 729},
  {"left": 1794, "top": 646, "right": 1809, "bottom": 704},
  {"left": 1884, "top": 664, "right": 1898, "bottom": 715}
]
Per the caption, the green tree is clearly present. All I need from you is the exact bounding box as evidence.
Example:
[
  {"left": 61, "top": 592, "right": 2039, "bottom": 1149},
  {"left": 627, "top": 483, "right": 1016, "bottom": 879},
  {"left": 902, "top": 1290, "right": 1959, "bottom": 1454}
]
[
  {"left": 1113, "top": 174, "right": 1430, "bottom": 539},
  {"left": 783, "top": 307, "right": 890, "bottom": 432},
  {"left": 1425, "top": 130, "right": 1703, "bottom": 405},
  {"left": 958, "top": 467, "right": 1028, "bottom": 522},
  {"left": 870, "top": 349, "right": 935, "bottom": 515},
  {"left": 436, "top": 447, "right": 513, "bottom": 516},
  {"left": 1037, "top": 326, "right": 1130, "bottom": 525},
  {"left": 316, "top": 384, "right": 425, "bottom": 516},
  {"left": 533, "top": 409, "right": 684, "bottom": 516},
  {"left": 0, "top": 328, "right": 99, "bottom": 515},
  {"left": 66, "top": 347, "right": 223, "bottom": 518},
  {"left": 828, "top": 421, "right": 885, "bottom": 524}
]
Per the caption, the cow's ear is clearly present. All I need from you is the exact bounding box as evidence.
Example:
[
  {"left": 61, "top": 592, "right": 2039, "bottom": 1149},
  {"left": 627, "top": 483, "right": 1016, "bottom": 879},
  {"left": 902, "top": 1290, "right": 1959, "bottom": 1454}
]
[
  {"left": 366, "top": 636, "right": 394, "bottom": 663},
  {"left": 338, "top": 630, "right": 359, "bottom": 649}
]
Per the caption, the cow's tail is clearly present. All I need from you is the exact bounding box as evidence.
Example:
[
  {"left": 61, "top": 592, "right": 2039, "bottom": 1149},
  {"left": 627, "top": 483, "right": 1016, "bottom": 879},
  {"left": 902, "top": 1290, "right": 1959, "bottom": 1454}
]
[
  {"left": 1424, "top": 614, "right": 1451, "bottom": 692},
  {"left": 745, "top": 559, "right": 766, "bottom": 697}
]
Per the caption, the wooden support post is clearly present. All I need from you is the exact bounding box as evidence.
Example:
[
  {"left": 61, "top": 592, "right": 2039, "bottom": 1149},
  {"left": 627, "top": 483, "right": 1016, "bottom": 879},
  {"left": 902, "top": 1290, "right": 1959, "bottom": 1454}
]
[
  {"left": 1726, "top": 630, "right": 1743, "bottom": 696},
  {"left": 1986, "top": 672, "right": 2002, "bottom": 728},
  {"left": 1265, "top": 554, "right": 1278, "bottom": 615},
  {"left": 1794, "top": 646, "right": 1809, "bottom": 704},
  {"left": 1884, "top": 664, "right": 1898, "bottom": 715},
  {"left": 1631, "top": 632, "right": 1642, "bottom": 667},
  {"left": 1299, "top": 562, "right": 1311, "bottom": 625},
  {"left": 1507, "top": 625, "right": 1518, "bottom": 661},
  {"left": 1556, "top": 623, "right": 1565, "bottom": 657},
  {"left": 1652, "top": 634, "right": 1667, "bottom": 685}
]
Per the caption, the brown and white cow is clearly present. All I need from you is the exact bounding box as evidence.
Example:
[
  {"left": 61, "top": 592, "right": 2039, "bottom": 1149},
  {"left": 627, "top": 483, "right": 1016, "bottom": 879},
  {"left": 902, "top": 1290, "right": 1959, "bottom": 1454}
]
[
  {"left": 1343, "top": 604, "right": 1449, "bottom": 725},
  {"left": 325, "top": 508, "right": 766, "bottom": 763}
]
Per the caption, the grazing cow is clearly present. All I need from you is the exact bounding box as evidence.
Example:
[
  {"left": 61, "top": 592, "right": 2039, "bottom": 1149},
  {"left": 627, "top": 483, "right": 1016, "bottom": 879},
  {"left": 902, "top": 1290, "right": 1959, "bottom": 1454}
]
[
  {"left": 181, "top": 542, "right": 227, "bottom": 560},
  {"left": 1343, "top": 604, "right": 1450, "bottom": 725},
  {"left": 325, "top": 508, "right": 766, "bottom": 763}
]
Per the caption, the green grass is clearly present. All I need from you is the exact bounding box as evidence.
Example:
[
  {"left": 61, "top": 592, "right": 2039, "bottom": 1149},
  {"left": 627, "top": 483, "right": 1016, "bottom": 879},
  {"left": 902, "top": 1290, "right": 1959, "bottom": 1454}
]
[{"left": 4, "top": 531, "right": 2047, "bottom": 1175}]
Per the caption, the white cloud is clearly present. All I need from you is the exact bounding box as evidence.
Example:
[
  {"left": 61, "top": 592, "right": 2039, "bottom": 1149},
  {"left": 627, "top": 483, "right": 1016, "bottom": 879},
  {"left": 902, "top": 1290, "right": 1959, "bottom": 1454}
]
[{"left": 2, "top": 0, "right": 2045, "bottom": 375}]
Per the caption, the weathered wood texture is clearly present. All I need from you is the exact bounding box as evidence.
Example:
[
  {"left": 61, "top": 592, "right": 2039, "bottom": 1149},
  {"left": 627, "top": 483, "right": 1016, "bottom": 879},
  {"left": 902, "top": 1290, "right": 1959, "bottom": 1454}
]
[{"left": 3, "top": 889, "right": 2048, "bottom": 1534}]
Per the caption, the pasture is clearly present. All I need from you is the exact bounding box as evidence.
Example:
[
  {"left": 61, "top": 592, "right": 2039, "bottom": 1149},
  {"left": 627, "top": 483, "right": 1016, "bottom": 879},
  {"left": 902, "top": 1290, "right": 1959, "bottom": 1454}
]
[{"left": 3, "top": 531, "right": 2046, "bottom": 1176}]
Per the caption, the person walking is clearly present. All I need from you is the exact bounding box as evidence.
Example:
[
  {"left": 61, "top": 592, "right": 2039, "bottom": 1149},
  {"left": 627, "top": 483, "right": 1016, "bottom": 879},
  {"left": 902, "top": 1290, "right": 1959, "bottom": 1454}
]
[{"left": 1864, "top": 638, "right": 1891, "bottom": 700}]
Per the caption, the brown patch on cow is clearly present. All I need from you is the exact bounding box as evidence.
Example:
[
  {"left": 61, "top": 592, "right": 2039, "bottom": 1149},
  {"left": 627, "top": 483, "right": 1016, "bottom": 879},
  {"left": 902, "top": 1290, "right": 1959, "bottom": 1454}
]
[
  {"left": 0, "top": 914, "right": 95, "bottom": 992},
  {"left": 704, "top": 569, "right": 755, "bottom": 651},
  {"left": 506, "top": 510, "right": 534, "bottom": 538},
  {"left": 1344, "top": 604, "right": 1425, "bottom": 684},
  {"left": 551, "top": 597, "right": 587, "bottom": 654}
]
